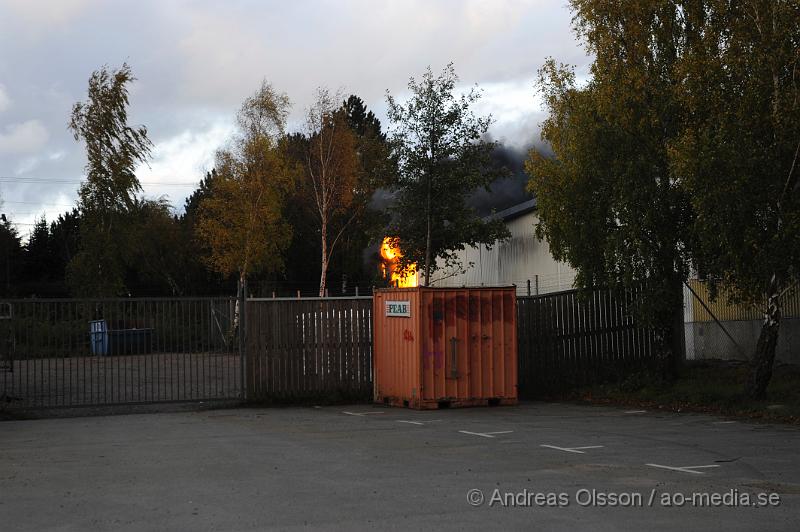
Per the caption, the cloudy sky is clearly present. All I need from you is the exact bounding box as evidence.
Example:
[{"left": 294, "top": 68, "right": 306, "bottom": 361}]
[{"left": 0, "top": 0, "right": 589, "bottom": 239}]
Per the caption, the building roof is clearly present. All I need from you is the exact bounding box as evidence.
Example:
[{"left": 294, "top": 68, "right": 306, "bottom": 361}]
[{"left": 486, "top": 198, "right": 537, "bottom": 222}]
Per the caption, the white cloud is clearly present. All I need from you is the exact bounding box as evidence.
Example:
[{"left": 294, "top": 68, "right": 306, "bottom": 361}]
[
  {"left": 0, "top": 84, "right": 10, "bottom": 112},
  {"left": 15, "top": 156, "right": 41, "bottom": 175},
  {"left": 48, "top": 150, "right": 66, "bottom": 161},
  {"left": 2, "top": 0, "right": 95, "bottom": 33},
  {"left": 135, "top": 120, "right": 234, "bottom": 209},
  {"left": 0, "top": 120, "right": 49, "bottom": 154},
  {"left": 474, "top": 78, "right": 545, "bottom": 147}
]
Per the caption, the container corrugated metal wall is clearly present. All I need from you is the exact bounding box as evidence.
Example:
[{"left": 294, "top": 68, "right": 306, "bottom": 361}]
[{"left": 373, "top": 287, "right": 517, "bottom": 409}]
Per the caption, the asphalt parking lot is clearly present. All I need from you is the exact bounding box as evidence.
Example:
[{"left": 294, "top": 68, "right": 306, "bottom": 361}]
[{"left": 1, "top": 402, "right": 799, "bottom": 531}]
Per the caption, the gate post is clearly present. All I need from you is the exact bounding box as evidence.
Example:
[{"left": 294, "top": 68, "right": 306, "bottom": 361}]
[{"left": 238, "top": 279, "right": 248, "bottom": 401}]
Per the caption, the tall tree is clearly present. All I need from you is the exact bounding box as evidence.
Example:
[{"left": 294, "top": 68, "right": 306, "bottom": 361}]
[
  {"left": 338, "top": 95, "right": 395, "bottom": 288},
  {"left": 301, "top": 88, "right": 360, "bottom": 296},
  {"left": 195, "top": 81, "right": 294, "bottom": 292},
  {"left": 184, "top": 169, "right": 220, "bottom": 220},
  {"left": 296, "top": 91, "right": 393, "bottom": 296},
  {"left": 527, "top": 0, "right": 800, "bottom": 391},
  {"left": 526, "top": 2, "right": 693, "bottom": 374},
  {"left": 283, "top": 95, "right": 393, "bottom": 296},
  {"left": 21, "top": 216, "right": 57, "bottom": 295},
  {"left": 127, "top": 198, "right": 185, "bottom": 295},
  {"left": 0, "top": 215, "right": 22, "bottom": 297},
  {"left": 48, "top": 209, "right": 82, "bottom": 294},
  {"left": 177, "top": 170, "right": 229, "bottom": 296},
  {"left": 671, "top": 0, "right": 800, "bottom": 398},
  {"left": 385, "top": 63, "right": 509, "bottom": 285},
  {"left": 67, "top": 63, "right": 152, "bottom": 296}
]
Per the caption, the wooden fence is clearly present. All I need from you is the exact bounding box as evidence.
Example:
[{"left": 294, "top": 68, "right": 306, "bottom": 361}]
[
  {"left": 244, "top": 289, "right": 662, "bottom": 403},
  {"left": 517, "top": 288, "right": 661, "bottom": 397},
  {"left": 244, "top": 297, "right": 373, "bottom": 402}
]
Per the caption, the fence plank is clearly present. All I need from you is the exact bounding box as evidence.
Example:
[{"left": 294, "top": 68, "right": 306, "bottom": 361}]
[
  {"left": 516, "top": 288, "right": 661, "bottom": 398},
  {"left": 244, "top": 297, "right": 373, "bottom": 402}
]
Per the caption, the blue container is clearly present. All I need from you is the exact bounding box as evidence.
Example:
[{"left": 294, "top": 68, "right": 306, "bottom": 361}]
[
  {"left": 108, "top": 328, "right": 154, "bottom": 355},
  {"left": 89, "top": 319, "right": 108, "bottom": 356}
]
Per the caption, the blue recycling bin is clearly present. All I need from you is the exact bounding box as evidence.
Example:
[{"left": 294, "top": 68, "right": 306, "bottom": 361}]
[{"left": 89, "top": 319, "right": 109, "bottom": 356}]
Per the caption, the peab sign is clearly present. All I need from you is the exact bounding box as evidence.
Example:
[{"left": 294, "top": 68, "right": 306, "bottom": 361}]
[{"left": 385, "top": 300, "right": 411, "bottom": 317}]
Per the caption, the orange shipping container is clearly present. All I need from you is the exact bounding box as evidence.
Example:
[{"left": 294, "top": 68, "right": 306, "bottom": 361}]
[{"left": 373, "top": 287, "right": 517, "bottom": 409}]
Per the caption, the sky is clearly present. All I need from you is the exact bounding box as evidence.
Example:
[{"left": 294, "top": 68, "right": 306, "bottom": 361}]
[{"left": 0, "top": 0, "right": 589, "bottom": 239}]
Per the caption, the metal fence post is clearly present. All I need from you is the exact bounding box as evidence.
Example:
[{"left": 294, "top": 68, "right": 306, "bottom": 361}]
[{"left": 239, "top": 279, "right": 247, "bottom": 402}]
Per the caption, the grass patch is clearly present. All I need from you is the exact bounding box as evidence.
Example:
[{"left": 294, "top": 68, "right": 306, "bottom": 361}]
[{"left": 570, "top": 360, "right": 800, "bottom": 423}]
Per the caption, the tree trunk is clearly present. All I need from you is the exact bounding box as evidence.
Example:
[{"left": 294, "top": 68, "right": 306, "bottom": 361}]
[
  {"left": 319, "top": 214, "right": 328, "bottom": 297},
  {"left": 668, "top": 287, "right": 685, "bottom": 377},
  {"left": 233, "top": 271, "right": 245, "bottom": 335},
  {"left": 650, "top": 279, "right": 685, "bottom": 380},
  {"left": 424, "top": 172, "right": 432, "bottom": 286},
  {"left": 746, "top": 286, "right": 781, "bottom": 400}
]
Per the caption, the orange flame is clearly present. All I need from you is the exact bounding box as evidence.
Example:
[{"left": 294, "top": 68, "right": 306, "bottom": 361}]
[{"left": 381, "top": 237, "right": 418, "bottom": 288}]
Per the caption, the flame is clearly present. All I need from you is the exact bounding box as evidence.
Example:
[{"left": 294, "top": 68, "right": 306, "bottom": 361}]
[
  {"left": 381, "top": 237, "right": 418, "bottom": 288},
  {"left": 380, "top": 238, "right": 398, "bottom": 261}
]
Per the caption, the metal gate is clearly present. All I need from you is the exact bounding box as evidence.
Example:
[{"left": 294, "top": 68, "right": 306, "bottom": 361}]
[{"left": 0, "top": 298, "right": 242, "bottom": 409}]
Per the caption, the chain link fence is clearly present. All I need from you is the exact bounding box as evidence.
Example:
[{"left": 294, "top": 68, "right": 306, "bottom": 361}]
[{"left": 683, "top": 280, "right": 800, "bottom": 364}]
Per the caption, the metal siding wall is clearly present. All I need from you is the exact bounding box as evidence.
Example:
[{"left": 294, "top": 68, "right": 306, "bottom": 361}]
[{"left": 434, "top": 212, "right": 578, "bottom": 295}]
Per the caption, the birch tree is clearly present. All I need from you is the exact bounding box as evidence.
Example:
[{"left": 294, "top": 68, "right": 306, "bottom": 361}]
[
  {"left": 672, "top": 0, "right": 800, "bottom": 398},
  {"left": 67, "top": 63, "right": 152, "bottom": 296},
  {"left": 196, "top": 81, "right": 294, "bottom": 293},
  {"left": 528, "top": 0, "right": 800, "bottom": 395},
  {"left": 302, "top": 88, "right": 360, "bottom": 296}
]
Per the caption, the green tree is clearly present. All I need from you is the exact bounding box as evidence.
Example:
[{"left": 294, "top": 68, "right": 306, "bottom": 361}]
[
  {"left": 336, "top": 95, "right": 395, "bottom": 293},
  {"left": 25, "top": 217, "right": 52, "bottom": 276},
  {"left": 386, "top": 63, "right": 509, "bottom": 285},
  {"left": 177, "top": 170, "right": 229, "bottom": 295},
  {"left": 67, "top": 63, "right": 153, "bottom": 296},
  {"left": 21, "top": 216, "right": 59, "bottom": 295},
  {"left": 0, "top": 215, "right": 23, "bottom": 297},
  {"left": 126, "top": 198, "right": 186, "bottom": 295},
  {"left": 527, "top": 0, "right": 800, "bottom": 393},
  {"left": 184, "top": 170, "right": 220, "bottom": 220},
  {"left": 526, "top": 2, "right": 693, "bottom": 373},
  {"left": 195, "top": 81, "right": 294, "bottom": 292},
  {"left": 48, "top": 209, "right": 82, "bottom": 295},
  {"left": 671, "top": 0, "right": 800, "bottom": 398}
]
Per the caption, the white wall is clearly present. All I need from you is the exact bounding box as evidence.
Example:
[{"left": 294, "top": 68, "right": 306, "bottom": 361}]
[{"left": 433, "top": 211, "right": 577, "bottom": 295}]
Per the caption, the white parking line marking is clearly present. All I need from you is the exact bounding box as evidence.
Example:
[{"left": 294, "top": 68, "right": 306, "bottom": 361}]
[
  {"left": 646, "top": 463, "right": 720, "bottom": 475},
  {"left": 396, "top": 420, "right": 441, "bottom": 425},
  {"left": 540, "top": 444, "right": 604, "bottom": 454},
  {"left": 625, "top": 410, "right": 647, "bottom": 414},
  {"left": 459, "top": 430, "right": 514, "bottom": 438},
  {"left": 342, "top": 411, "right": 385, "bottom": 416}
]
